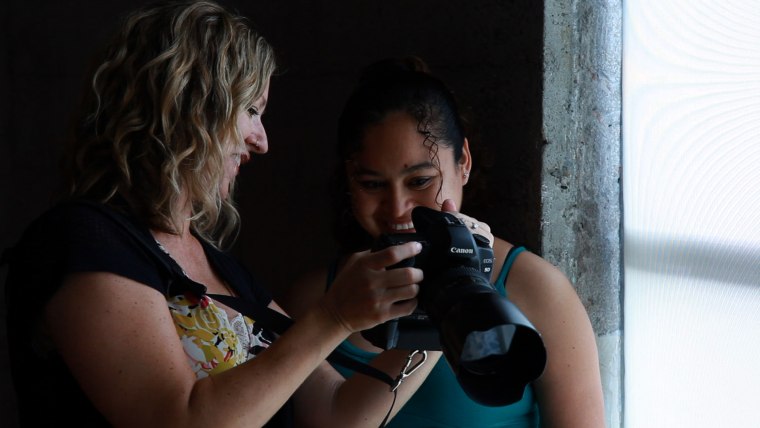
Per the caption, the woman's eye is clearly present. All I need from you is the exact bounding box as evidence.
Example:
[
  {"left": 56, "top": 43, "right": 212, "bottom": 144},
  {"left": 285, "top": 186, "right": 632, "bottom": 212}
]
[
  {"left": 356, "top": 180, "right": 385, "bottom": 191},
  {"left": 408, "top": 177, "right": 433, "bottom": 189},
  {"left": 247, "top": 107, "right": 259, "bottom": 117}
]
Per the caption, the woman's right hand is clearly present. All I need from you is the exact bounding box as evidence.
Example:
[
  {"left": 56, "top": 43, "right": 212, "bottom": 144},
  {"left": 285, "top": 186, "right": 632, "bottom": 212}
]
[
  {"left": 441, "top": 199, "right": 494, "bottom": 247},
  {"left": 320, "top": 241, "right": 424, "bottom": 333}
]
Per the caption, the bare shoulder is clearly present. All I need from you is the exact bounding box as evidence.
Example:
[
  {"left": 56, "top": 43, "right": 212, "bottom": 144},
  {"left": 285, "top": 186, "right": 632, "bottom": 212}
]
[
  {"left": 506, "top": 249, "right": 576, "bottom": 303},
  {"left": 45, "top": 272, "right": 197, "bottom": 425},
  {"left": 505, "top": 250, "right": 605, "bottom": 426},
  {"left": 281, "top": 267, "right": 330, "bottom": 320},
  {"left": 481, "top": 237, "right": 576, "bottom": 311},
  {"left": 505, "top": 250, "right": 587, "bottom": 334}
]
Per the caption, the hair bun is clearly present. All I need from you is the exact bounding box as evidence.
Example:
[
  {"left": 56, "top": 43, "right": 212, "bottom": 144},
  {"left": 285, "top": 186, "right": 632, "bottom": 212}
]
[{"left": 358, "top": 56, "right": 431, "bottom": 86}]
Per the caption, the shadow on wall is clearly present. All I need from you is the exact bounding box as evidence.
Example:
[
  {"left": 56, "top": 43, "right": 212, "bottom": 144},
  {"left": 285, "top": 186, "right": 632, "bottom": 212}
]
[{"left": 0, "top": 1, "right": 543, "bottom": 426}]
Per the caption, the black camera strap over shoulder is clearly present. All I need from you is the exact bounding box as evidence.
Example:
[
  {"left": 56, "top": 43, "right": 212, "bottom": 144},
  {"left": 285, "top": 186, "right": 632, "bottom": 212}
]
[
  {"left": 207, "top": 293, "right": 293, "bottom": 337},
  {"left": 85, "top": 201, "right": 397, "bottom": 390}
]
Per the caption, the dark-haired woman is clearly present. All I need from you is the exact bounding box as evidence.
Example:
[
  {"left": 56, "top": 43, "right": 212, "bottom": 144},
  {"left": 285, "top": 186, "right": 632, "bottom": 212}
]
[{"left": 284, "top": 57, "right": 605, "bottom": 427}]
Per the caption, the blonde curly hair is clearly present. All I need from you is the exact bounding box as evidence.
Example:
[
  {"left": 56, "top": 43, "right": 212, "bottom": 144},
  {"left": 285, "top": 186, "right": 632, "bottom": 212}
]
[{"left": 65, "top": 0, "right": 276, "bottom": 248}]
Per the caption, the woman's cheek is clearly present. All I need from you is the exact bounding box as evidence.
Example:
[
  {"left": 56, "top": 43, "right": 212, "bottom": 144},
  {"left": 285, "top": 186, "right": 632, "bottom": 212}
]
[{"left": 350, "top": 194, "right": 379, "bottom": 231}]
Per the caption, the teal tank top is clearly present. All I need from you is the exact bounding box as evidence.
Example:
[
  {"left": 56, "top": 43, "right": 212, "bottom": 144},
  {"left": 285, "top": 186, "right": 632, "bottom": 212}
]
[{"left": 328, "top": 246, "right": 539, "bottom": 428}]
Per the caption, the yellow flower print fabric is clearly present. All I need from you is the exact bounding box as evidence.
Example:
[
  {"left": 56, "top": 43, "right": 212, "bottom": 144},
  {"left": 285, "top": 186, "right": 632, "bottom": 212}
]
[{"left": 168, "top": 293, "right": 272, "bottom": 378}]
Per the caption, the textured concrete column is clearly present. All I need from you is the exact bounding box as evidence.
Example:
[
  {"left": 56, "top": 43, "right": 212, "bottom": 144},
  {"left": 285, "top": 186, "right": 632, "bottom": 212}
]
[{"left": 543, "top": 0, "right": 622, "bottom": 426}]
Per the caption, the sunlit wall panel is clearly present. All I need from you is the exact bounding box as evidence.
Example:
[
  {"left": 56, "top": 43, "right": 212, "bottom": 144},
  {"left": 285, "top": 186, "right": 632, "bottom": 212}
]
[{"left": 623, "top": 1, "right": 760, "bottom": 427}]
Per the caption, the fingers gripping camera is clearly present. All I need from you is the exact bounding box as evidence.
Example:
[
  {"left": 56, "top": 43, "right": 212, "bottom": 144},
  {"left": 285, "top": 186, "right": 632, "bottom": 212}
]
[{"left": 365, "top": 206, "right": 547, "bottom": 406}]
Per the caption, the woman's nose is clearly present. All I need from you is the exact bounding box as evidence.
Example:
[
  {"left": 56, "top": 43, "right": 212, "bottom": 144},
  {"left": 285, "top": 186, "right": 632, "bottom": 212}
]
[
  {"left": 250, "top": 133, "right": 268, "bottom": 154},
  {"left": 245, "top": 123, "right": 268, "bottom": 154},
  {"left": 385, "top": 187, "right": 413, "bottom": 218}
]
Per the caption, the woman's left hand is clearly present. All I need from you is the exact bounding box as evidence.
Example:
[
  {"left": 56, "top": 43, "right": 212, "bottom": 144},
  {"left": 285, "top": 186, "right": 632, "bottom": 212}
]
[{"left": 441, "top": 199, "right": 494, "bottom": 247}]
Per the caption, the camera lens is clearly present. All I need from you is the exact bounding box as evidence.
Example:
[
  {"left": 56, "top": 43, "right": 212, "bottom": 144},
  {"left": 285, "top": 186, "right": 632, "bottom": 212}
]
[
  {"left": 368, "top": 206, "right": 546, "bottom": 406},
  {"left": 460, "top": 324, "right": 517, "bottom": 371},
  {"left": 440, "top": 290, "right": 546, "bottom": 406}
]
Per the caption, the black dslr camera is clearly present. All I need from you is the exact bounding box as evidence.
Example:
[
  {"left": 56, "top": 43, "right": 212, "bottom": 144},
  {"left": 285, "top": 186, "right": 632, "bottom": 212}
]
[{"left": 365, "top": 206, "right": 546, "bottom": 406}]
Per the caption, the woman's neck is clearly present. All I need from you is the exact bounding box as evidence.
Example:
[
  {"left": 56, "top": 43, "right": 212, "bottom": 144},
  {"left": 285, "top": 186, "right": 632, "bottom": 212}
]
[{"left": 151, "top": 198, "right": 195, "bottom": 256}]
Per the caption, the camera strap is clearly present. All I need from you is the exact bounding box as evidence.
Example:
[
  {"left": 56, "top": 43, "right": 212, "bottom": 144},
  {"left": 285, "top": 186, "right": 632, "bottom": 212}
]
[{"left": 85, "top": 200, "right": 414, "bottom": 427}]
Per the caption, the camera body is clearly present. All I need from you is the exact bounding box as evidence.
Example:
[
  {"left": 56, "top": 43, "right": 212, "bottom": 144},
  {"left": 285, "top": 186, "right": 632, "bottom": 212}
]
[
  {"left": 365, "top": 206, "right": 546, "bottom": 406},
  {"left": 363, "top": 207, "right": 494, "bottom": 350}
]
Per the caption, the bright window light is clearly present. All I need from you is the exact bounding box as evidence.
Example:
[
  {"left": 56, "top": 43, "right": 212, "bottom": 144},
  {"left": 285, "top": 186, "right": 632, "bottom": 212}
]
[{"left": 623, "top": 1, "right": 760, "bottom": 427}]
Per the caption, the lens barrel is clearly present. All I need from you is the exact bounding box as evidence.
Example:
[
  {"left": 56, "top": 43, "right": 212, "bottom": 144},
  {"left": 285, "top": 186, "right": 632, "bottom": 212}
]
[{"left": 367, "top": 206, "right": 547, "bottom": 406}]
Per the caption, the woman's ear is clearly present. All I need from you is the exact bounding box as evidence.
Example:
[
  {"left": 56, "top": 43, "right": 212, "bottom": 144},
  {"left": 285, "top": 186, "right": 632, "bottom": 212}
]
[{"left": 460, "top": 138, "right": 473, "bottom": 184}]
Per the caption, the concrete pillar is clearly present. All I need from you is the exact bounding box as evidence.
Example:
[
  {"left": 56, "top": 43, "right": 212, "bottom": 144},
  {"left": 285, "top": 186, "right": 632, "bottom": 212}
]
[{"left": 543, "top": 1, "right": 623, "bottom": 426}]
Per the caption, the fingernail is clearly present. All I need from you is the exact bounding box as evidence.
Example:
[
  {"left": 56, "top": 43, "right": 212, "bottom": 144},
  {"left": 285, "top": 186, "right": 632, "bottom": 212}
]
[{"left": 414, "top": 242, "right": 423, "bottom": 252}]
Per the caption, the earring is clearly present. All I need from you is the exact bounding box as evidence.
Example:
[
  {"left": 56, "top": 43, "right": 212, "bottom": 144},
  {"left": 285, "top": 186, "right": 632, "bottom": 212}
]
[{"left": 463, "top": 171, "right": 470, "bottom": 179}]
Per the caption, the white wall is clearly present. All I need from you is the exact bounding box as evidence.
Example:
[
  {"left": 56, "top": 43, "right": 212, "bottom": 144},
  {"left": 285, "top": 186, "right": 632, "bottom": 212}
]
[{"left": 623, "top": 1, "right": 760, "bottom": 427}]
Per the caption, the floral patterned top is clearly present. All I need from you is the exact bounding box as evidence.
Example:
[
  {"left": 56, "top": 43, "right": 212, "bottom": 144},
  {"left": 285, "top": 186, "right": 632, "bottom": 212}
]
[{"left": 168, "top": 293, "right": 273, "bottom": 377}]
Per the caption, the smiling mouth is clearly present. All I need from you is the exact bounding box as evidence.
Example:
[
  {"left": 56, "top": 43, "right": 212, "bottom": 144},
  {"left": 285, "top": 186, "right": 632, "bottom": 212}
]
[
  {"left": 389, "top": 222, "right": 415, "bottom": 232},
  {"left": 239, "top": 152, "right": 251, "bottom": 165}
]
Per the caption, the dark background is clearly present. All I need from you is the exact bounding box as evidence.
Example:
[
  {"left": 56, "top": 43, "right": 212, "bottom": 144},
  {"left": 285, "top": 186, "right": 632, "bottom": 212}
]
[{"left": 1, "top": 1, "right": 543, "bottom": 425}]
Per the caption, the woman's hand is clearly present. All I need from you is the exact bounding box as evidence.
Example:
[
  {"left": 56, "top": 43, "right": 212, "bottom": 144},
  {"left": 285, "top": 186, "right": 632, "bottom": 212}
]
[
  {"left": 441, "top": 199, "right": 494, "bottom": 247},
  {"left": 320, "top": 241, "right": 424, "bottom": 333}
]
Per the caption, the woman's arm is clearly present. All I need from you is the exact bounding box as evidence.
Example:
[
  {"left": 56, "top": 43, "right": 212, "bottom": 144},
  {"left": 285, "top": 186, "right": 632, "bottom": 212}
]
[
  {"left": 45, "top": 242, "right": 425, "bottom": 428},
  {"left": 287, "top": 261, "right": 442, "bottom": 427},
  {"left": 293, "top": 342, "right": 440, "bottom": 427},
  {"left": 507, "top": 251, "right": 605, "bottom": 428}
]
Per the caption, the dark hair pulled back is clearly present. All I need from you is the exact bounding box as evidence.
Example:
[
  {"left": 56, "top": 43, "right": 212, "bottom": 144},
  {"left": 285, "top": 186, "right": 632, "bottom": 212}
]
[{"left": 332, "top": 56, "right": 474, "bottom": 252}]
